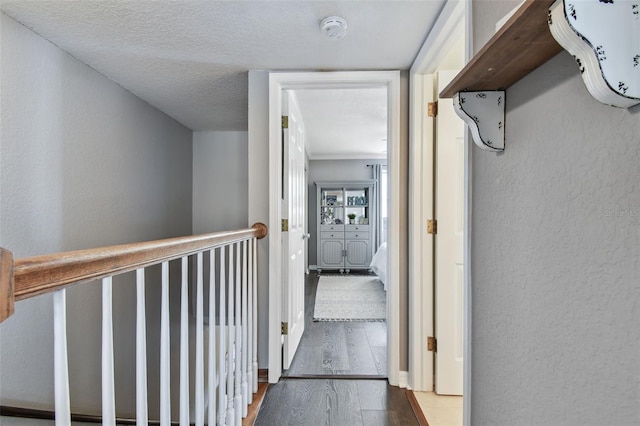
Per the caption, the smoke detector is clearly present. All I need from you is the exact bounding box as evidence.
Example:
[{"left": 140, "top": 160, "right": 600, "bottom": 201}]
[{"left": 320, "top": 16, "right": 348, "bottom": 40}]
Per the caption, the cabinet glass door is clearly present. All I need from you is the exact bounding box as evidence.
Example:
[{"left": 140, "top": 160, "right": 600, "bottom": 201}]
[
  {"left": 320, "top": 188, "right": 344, "bottom": 225},
  {"left": 344, "top": 187, "right": 370, "bottom": 225}
]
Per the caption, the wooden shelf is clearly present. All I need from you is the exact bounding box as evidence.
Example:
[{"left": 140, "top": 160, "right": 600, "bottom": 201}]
[{"left": 440, "top": 0, "right": 562, "bottom": 99}]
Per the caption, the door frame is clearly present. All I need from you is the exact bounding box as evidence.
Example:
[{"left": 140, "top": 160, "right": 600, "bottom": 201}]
[
  {"left": 408, "top": 0, "right": 472, "bottom": 423},
  {"left": 267, "top": 71, "right": 401, "bottom": 385}
]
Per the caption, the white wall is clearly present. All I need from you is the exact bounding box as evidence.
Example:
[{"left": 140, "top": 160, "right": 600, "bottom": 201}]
[
  {"left": 247, "top": 70, "right": 271, "bottom": 369},
  {"left": 0, "top": 13, "right": 192, "bottom": 418},
  {"left": 471, "top": 2, "right": 640, "bottom": 424},
  {"left": 193, "top": 131, "right": 248, "bottom": 233},
  {"left": 307, "top": 159, "right": 386, "bottom": 266}
]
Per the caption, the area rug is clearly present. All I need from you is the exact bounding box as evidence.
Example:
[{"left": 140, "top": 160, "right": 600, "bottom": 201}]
[{"left": 313, "top": 275, "right": 386, "bottom": 322}]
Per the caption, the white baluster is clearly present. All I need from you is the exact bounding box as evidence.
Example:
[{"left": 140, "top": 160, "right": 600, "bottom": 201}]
[
  {"left": 218, "top": 248, "right": 227, "bottom": 426},
  {"left": 195, "top": 252, "right": 205, "bottom": 426},
  {"left": 252, "top": 238, "right": 258, "bottom": 393},
  {"left": 247, "top": 239, "right": 253, "bottom": 403},
  {"left": 102, "top": 277, "right": 116, "bottom": 426},
  {"left": 136, "top": 269, "right": 148, "bottom": 426},
  {"left": 53, "top": 289, "right": 71, "bottom": 426},
  {"left": 226, "top": 245, "right": 235, "bottom": 426},
  {"left": 208, "top": 249, "right": 217, "bottom": 426},
  {"left": 160, "top": 261, "right": 171, "bottom": 426},
  {"left": 234, "top": 243, "right": 242, "bottom": 425},
  {"left": 241, "top": 240, "right": 248, "bottom": 416},
  {"left": 180, "top": 257, "right": 189, "bottom": 426}
]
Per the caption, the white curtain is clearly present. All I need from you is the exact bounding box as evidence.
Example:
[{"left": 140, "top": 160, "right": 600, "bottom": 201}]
[{"left": 372, "top": 164, "right": 386, "bottom": 249}]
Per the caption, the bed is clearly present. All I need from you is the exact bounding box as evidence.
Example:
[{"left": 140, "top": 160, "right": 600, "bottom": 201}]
[{"left": 369, "top": 242, "right": 388, "bottom": 291}]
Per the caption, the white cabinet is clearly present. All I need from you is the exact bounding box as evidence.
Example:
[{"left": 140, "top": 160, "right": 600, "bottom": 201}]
[
  {"left": 316, "top": 181, "right": 375, "bottom": 273},
  {"left": 318, "top": 223, "right": 345, "bottom": 270}
]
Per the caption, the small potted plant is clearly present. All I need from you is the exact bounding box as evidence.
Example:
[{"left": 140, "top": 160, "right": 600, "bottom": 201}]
[{"left": 347, "top": 213, "right": 356, "bottom": 224}]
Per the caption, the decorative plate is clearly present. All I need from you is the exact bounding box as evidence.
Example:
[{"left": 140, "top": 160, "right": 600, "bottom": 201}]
[{"left": 548, "top": 0, "right": 640, "bottom": 108}]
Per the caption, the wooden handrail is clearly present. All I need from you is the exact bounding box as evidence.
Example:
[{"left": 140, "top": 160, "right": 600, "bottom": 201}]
[{"left": 0, "top": 223, "right": 267, "bottom": 324}]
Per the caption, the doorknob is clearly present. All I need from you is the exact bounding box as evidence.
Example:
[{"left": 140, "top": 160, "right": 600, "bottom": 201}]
[{"left": 302, "top": 233, "right": 311, "bottom": 240}]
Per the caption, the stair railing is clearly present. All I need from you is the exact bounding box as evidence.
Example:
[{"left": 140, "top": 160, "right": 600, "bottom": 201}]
[{"left": 0, "top": 222, "right": 267, "bottom": 426}]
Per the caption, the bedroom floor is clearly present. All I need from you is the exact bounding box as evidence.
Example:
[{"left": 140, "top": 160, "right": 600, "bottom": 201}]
[{"left": 283, "top": 271, "right": 387, "bottom": 377}]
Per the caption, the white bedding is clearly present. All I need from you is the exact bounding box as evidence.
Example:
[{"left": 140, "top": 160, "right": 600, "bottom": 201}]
[{"left": 369, "top": 242, "right": 388, "bottom": 291}]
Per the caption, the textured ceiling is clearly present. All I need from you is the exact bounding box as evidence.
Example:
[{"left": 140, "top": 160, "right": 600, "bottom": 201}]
[{"left": 1, "top": 0, "right": 444, "bottom": 133}]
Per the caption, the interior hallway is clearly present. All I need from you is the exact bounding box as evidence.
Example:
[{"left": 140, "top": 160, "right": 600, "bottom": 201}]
[
  {"left": 254, "top": 379, "right": 418, "bottom": 425},
  {"left": 252, "top": 271, "right": 416, "bottom": 425}
]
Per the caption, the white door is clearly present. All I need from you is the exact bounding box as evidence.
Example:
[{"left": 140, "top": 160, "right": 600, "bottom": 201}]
[
  {"left": 304, "top": 165, "right": 310, "bottom": 274},
  {"left": 435, "top": 70, "right": 464, "bottom": 395},
  {"left": 282, "top": 91, "right": 306, "bottom": 369}
]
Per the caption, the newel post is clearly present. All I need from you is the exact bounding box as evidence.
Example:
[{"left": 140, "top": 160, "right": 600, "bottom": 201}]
[
  {"left": 0, "top": 248, "right": 15, "bottom": 323},
  {"left": 251, "top": 223, "right": 268, "bottom": 239}
]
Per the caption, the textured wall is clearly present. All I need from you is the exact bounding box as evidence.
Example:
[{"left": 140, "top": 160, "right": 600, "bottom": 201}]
[
  {"left": 0, "top": 13, "right": 192, "bottom": 417},
  {"left": 471, "top": 2, "right": 640, "bottom": 424},
  {"left": 193, "top": 131, "right": 248, "bottom": 234}
]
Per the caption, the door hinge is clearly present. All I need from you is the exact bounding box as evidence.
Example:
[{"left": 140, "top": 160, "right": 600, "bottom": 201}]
[
  {"left": 427, "top": 336, "right": 437, "bottom": 352},
  {"left": 281, "top": 322, "right": 289, "bottom": 335},
  {"left": 427, "top": 102, "right": 438, "bottom": 118},
  {"left": 282, "top": 219, "right": 289, "bottom": 232},
  {"left": 427, "top": 219, "right": 437, "bottom": 235},
  {"left": 281, "top": 116, "right": 289, "bottom": 129}
]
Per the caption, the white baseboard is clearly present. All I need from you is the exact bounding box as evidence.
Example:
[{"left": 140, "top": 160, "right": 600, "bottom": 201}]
[{"left": 398, "top": 371, "right": 410, "bottom": 389}]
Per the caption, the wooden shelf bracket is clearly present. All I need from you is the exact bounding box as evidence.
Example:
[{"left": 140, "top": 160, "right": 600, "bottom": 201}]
[
  {"left": 548, "top": 0, "right": 640, "bottom": 109},
  {"left": 453, "top": 91, "right": 505, "bottom": 152}
]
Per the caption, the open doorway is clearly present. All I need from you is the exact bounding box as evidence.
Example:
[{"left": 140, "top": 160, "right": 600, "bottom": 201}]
[
  {"left": 265, "top": 71, "right": 401, "bottom": 385},
  {"left": 283, "top": 87, "right": 390, "bottom": 377}
]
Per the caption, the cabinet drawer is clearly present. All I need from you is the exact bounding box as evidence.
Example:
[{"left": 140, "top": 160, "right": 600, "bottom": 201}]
[
  {"left": 321, "top": 231, "right": 344, "bottom": 240},
  {"left": 345, "top": 231, "right": 369, "bottom": 240},
  {"left": 321, "top": 224, "right": 345, "bottom": 232},
  {"left": 345, "top": 225, "right": 369, "bottom": 232}
]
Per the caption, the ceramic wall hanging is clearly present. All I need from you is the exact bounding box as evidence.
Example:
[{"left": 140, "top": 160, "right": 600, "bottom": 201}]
[{"left": 548, "top": 0, "right": 640, "bottom": 108}]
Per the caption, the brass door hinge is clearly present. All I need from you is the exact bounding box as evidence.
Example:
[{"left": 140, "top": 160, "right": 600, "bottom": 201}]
[
  {"left": 427, "top": 102, "right": 438, "bottom": 118},
  {"left": 281, "top": 322, "right": 289, "bottom": 335},
  {"left": 281, "top": 116, "right": 289, "bottom": 129},
  {"left": 282, "top": 219, "right": 289, "bottom": 232},
  {"left": 427, "top": 336, "right": 437, "bottom": 352},
  {"left": 427, "top": 219, "right": 437, "bottom": 235}
]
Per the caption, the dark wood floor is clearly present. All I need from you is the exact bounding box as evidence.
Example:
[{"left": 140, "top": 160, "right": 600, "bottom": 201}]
[
  {"left": 283, "top": 272, "right": 387, "bottom": 377},
  {"left": 254, "top": 379, "right": 419, "bottom": 426},
  {"left": 253, "top": 273, "right": 407, "bottom": 425}
]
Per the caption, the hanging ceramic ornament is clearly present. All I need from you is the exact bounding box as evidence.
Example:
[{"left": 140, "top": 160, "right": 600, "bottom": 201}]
[{"left": 548, "top": 0, "right": 640, "bottom": 108}]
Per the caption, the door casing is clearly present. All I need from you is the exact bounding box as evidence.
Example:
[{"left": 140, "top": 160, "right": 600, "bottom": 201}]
[{"left": 267, "top": 71, "right": 401, "bottom": 385}]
